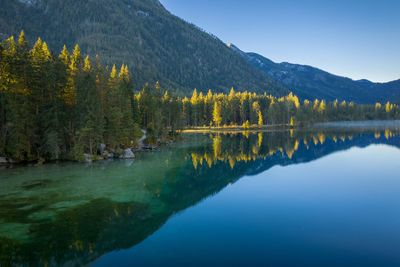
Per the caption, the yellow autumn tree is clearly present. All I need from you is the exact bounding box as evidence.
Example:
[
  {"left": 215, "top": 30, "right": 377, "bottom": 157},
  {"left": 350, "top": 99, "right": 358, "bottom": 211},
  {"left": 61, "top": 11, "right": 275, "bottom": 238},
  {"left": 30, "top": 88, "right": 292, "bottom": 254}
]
[
  {"left": 258, "top": 111, "right": 263, "bottom": 127},
  {"left": 318, "top": 100, "right": 326, "bottom": 113},
  {"left": 83, "top": 55, "right": 91, "bottom": 72},
  {"left": 60, "top": 44, "right": 82, "bottom": 106},
  {"left": 213, "top": 101, "right": 222, "bottom": 127},
  {"left": 385, "top": 101, "right": 393, "bottom": 113},
  {"left": 242, "top": 120, "right": 250, "bottom": 129}
]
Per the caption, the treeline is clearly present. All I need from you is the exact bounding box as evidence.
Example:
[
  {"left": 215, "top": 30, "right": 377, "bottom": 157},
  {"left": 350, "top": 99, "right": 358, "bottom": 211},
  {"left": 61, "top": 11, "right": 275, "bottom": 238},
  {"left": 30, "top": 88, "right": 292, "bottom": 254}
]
[
  {"left": 1, "top": 32, "right": 399, "bottom": 162},
  {"left": 180, "top": 89, "right": 400, "bottom": 128},
  {"left": 0, "top": 31, "right": 142, "bottom": 162}
]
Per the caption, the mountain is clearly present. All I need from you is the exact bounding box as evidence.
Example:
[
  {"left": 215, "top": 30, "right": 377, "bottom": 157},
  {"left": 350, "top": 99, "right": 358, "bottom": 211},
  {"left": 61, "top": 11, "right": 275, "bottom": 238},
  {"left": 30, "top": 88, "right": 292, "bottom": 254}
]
[
  {"left": 2, "top": 0, "right": 398, "bottom": 102},
  {"left": 0, "top": 0, "right": 287, "bottom": 95},
  {"left": 228, "top": 44, "right": 400, "bottom": 104}
]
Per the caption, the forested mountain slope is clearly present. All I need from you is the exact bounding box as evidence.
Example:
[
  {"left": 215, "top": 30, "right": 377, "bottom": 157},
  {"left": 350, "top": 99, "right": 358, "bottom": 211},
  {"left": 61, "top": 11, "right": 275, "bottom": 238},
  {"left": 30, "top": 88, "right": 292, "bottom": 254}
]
[
  {"left": 0, "top": 0, "right": 287, "bottom": 95},
  {"left": 228, "top": 44, "right": 400, "bottom": 104}
]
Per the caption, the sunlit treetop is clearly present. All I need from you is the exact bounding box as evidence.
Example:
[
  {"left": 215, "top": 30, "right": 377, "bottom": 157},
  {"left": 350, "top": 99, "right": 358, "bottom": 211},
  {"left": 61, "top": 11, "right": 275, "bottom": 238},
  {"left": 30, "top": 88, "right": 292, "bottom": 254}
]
[
  {"left": 385, "top": 101, "right": 393, "bottom": 113},
  {"left": 190, "top": 88, "right": 198, "bottom": 105},
  {"left": 31, "top": 38, "right": 51, "bottom": 63},
  {"left": 17, "top": 30, "right": 28, "bottom": 50},
  {"left": 110, "top": 64, "right": 117, "bottom": 79},
  {"left": 313, "top": 99, "right": 320, "bottom": 110},
  {"left": 5, "top": 36, "right": 16, "bottom": 56},
  {"left": 318, "top": 100, "right": 326, "bottom": 113},
  {"left": 124, "top": 65, "right": 130, "bottom": 81},
  {"left": 83, "top": 55, "right": 91, "bottom": 72},
  {"left": 59, "top": 45, "right": 70, "bottom": 66}
]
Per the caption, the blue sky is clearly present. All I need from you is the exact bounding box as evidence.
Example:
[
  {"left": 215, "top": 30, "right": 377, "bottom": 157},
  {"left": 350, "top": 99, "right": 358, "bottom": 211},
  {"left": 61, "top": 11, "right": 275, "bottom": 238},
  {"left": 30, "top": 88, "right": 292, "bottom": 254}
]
[{"left": 160, "top": 0, "right": 400, "bottom": 82}]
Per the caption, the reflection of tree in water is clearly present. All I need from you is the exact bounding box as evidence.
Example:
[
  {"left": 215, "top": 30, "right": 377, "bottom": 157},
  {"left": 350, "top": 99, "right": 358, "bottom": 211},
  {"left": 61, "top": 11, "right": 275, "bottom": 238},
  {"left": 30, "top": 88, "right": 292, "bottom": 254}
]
[
  {"left": 188, "top": 128, "right": 400, "bottom": 170},
  {"left": 1, "top": 127, "right": 400, "bottom": 266}
]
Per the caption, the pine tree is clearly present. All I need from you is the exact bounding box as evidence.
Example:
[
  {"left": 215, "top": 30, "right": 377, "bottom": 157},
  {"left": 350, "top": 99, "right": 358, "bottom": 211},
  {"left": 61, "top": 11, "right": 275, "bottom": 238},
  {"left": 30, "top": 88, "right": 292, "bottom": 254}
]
[
  {"left": 258, "top": 111, "right": 263, "bottom": 127},
  {"left": 242, "top": 120, "right": 250, "bottom": 129},
  {"left": 59, "top": 45, "right": 70, "bottom": 66},
  {"left": 17, "top": 30, "right": 28, "bottom": 51},
  {"left": 213, "top": 101, "right": 222, "bottom": 127},
  {"left": 118, "top": 64, "right": 136, "bottom": 146},
  {"left": 318, "top": 100, "right": 326, "bottom": 113},
  {"left": 77, "top": 55, "right": 105, "bottom": 155},
  {"left": 60, "top": 44, "right": 81, "bottom": 106},
  {"left": 104, "top": 64, "right": 123, "bottom": 149},
  {"left": 83, "top": 55, "right": 91, "bottom": 72}
]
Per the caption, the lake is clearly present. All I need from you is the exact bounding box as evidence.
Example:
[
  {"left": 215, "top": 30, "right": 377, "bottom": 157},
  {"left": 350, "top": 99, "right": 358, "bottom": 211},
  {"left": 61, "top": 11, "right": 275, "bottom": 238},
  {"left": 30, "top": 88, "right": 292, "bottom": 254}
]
[{"left": 1, "top": 122, "right": 400, "bottom": 266}]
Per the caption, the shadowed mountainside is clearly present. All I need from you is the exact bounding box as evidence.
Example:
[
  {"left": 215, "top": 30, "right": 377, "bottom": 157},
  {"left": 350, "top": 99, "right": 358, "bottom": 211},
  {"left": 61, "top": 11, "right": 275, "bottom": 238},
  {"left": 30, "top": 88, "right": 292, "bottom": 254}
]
[
  {"left": 228, "top": 43, "right": 400, "bottom": 104},
  {"left": 0, "top": 0, "right": 287, "bottom": 95}
]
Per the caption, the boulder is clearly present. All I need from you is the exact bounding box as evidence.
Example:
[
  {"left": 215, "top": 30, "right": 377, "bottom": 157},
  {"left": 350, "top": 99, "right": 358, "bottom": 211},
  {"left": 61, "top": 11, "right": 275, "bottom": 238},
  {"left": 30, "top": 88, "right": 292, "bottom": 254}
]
[
  {"left": 123, "top": 148, "right": 135, "bottom": 159},
  {"left": 83, "top": 153, "right": 92, "bottom": 163},
  {"left": 102, "top": 151, "right": 114, "bottom": 159},
  {"left": 0, "top": 157, "right": 8, "bottom": 166},
  {"left": 99, "top": 144, "right": 106, "bottom": 153}
]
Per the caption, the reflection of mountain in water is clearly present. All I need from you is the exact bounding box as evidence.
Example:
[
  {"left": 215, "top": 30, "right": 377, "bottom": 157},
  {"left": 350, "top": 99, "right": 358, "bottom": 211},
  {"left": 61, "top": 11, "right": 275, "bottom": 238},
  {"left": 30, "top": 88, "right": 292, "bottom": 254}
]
[{"left": 1, "top": 127, "right": 400, "bottom": 266}]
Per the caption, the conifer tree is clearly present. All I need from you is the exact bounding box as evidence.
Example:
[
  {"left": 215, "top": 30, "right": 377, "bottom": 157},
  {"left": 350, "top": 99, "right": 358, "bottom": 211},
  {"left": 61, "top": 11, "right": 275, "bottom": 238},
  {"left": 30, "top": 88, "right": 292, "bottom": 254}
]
[
  {"left": 17, "top": 30, "right": 28, "bottom": 51},
  {"left": 104, "top": 64, "right": 123, "bottom": 149},
  {"left": 77, "top": 55, "right": 105, "bottom": 155},
  {"left": 258, "top": 111, "right": 263, "bottom": 127},
  {"left": 318, "top": 100, "right": 326, "bottom": 113},
  {"left": 118, "top": 64, "right": 137, "bottom": 146},
  {"left": 59, "top": 45, "right": 70, "bottom": 66},
  {"left": 213, "top": 101, "right": 222, "bottom": 127}
]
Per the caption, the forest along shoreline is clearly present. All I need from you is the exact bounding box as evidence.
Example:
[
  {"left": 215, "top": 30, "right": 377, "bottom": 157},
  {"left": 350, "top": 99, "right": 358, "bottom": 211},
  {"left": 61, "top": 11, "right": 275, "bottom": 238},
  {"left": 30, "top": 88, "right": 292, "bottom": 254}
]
[
  {"left": 1, "top": 32, "right": 400, "bottom": 166},
  {"left": 0, "top": 129, "right": 177, "bottom": 166},
  {"left": 2, "top": 120, "right": 400, "bottom": 167}
]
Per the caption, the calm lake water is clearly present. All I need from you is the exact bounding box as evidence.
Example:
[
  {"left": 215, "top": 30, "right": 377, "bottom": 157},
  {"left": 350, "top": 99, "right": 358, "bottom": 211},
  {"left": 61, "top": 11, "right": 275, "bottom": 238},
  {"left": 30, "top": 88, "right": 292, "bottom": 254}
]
[{"left": 1, "top": 122, "right": 400, "bottom": 266}]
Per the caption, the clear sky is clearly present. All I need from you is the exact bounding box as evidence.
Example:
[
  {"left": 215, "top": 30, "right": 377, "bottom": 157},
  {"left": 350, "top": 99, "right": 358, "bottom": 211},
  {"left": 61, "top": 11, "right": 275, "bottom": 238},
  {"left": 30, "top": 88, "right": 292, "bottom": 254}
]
[{"left": 159, "top": 0, "right": 400, "bottom": 82}]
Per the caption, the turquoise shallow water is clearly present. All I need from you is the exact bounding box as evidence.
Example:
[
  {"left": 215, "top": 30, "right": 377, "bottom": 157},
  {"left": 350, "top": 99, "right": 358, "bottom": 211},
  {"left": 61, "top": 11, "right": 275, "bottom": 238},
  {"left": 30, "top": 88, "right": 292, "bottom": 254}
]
[{"left": 1, "top": 125, "right": 400, "bottom": 266}]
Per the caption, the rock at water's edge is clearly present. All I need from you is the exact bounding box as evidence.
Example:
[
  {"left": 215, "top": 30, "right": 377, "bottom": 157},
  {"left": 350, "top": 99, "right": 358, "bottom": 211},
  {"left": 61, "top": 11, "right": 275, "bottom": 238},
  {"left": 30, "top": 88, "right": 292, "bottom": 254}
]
[
  {"left": 83, "top": 153, "right": 92, "bottom": 163},
  {"left": 123, "top": 148, "right": 135, "bottom": 159},
  {"left": 0, "top": 157, "right": 8, "bottom": 165}
]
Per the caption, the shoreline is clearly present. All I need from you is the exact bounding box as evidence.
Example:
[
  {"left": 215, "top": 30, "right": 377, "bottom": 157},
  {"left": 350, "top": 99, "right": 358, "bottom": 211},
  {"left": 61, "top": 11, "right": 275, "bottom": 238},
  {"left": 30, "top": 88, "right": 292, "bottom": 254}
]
[
  {"left": 0, "top": 130, "right": 180, "bottom": 167},
  {"left": 2, "top": 119, "right": 400, "bottom": 167},
  {"left": 180, "top": 124, "right": 293, "bottom": 133},
  {"left": 181, "top": 119, "right": 400, "bottom": 133}
]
